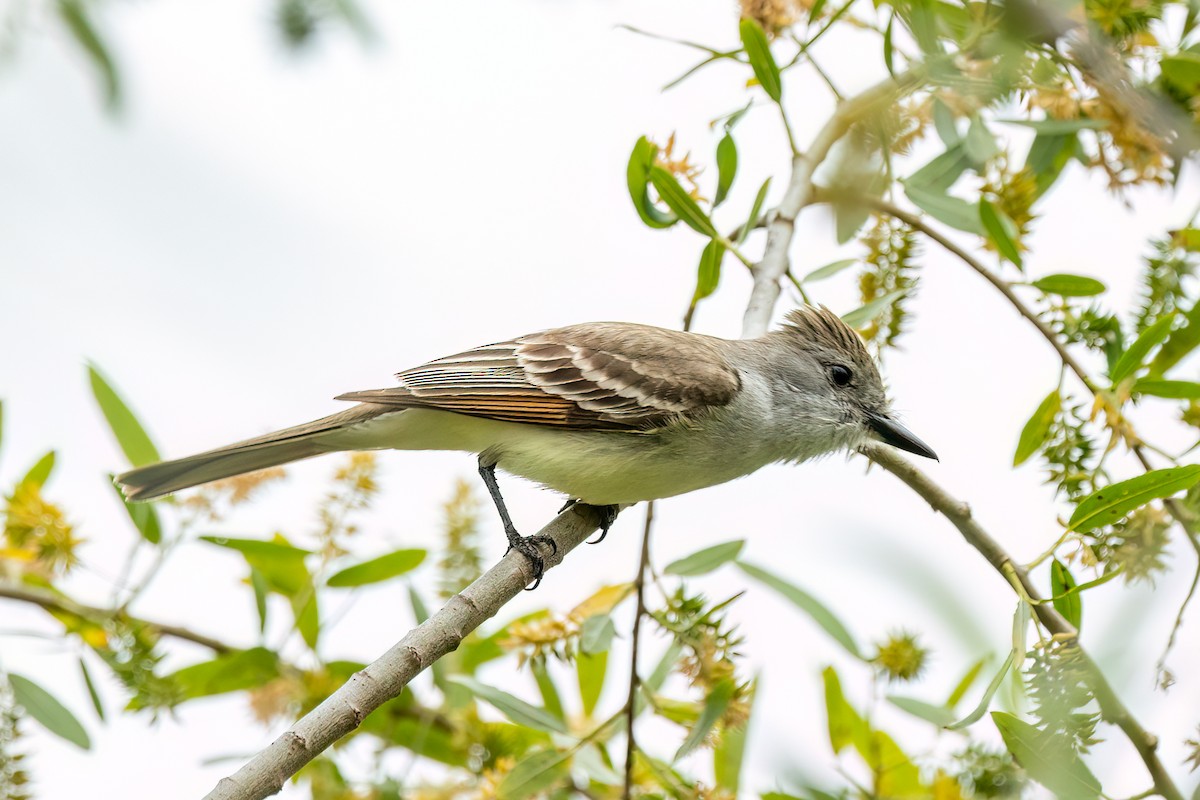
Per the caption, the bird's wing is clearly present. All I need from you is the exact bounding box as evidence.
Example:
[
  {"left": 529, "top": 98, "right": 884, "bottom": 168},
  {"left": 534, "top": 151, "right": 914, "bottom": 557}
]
[{"left": 335, "top": 322, "right": 742, "bottom": 431}]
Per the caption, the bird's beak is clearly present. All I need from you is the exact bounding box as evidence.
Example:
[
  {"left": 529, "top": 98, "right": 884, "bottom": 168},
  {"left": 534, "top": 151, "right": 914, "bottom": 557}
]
[{"left": 866, "top": 412, "right": 938, "bottom": 461}]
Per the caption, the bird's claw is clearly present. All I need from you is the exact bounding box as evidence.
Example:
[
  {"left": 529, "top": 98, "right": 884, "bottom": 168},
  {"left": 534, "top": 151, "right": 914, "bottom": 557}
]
[
  {"left": 585, "top": 504, "right": 620, "bottom": 545},
  {"left": 506, "top": 533, "right": 558, "bottom": 590}
]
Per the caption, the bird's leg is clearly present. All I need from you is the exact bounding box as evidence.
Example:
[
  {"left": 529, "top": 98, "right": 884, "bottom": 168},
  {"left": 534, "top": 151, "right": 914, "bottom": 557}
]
[
  {"left": 478, "top": 458, "right": 557, "bottom": 590},
  {"left": 584, "top": 504, "right": 620, "bottom": 544}
]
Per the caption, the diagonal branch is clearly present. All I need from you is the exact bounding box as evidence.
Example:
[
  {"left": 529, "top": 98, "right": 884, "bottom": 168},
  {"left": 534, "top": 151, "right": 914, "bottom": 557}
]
[{"left": 203, "top": 503, "right": 615, "bottom": 800}]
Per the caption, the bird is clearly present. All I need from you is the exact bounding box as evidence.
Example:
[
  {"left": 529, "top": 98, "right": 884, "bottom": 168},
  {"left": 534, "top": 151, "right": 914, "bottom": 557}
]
[{"left": 116, "top": 306, "right": 936, "bottom": 587}]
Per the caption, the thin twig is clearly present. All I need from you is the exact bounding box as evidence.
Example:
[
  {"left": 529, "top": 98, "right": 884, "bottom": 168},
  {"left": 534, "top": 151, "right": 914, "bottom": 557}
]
[{"left": 623, "top": 503, "right": 654, "bottom": 799}]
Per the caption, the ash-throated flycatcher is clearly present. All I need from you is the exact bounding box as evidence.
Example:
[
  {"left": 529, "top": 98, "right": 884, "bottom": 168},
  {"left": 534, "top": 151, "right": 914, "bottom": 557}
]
[{"left": 118, "top": 306, "right": 936, "bottom": 586}]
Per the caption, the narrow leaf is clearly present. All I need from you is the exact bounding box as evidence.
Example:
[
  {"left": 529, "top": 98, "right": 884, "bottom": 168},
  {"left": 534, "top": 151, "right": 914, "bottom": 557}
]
[
  {"left": 447, "top": 676, "right": 569, "bottom": 734},
  {"left": 979, "top": 201, "right": 1023, "bottom": 267},
  {"left": 531, "top": 660, "right": 565, "bottom": 722},
  {"left": 904, "top": 184, "right": 983, "bottom": 234},
  {"left": 945, "top": 658, "right": 987, "bottom": 707},
  {"left": 1110, "top": 313, "right": 1176, "bottom": 384},
  {"left": 887, "top": 695, "right": 956, "bottom": 726},
  {"left": 675, "top": 680, "right": 735, "bottom": 761},
  {"left": 21, "top": 451, "right": 56, "bottom": 488},
  {"left": 1014, "top": 390, "right": 1060, "bottom": 466},
  {"left": 694, "top": 239, "right": 725, "bottom": 302},
  {"left": 78, "top": 658, "right": 105, "bottom": 722},
  {"left": 627, "top": 137, "right": 676, "bottom": 229},
  {"left": 165, "top": 647, "right": 281, "bottom": 701},
  {"left": 802, "top": 259, "right": 857, "bottom": 284},
  {"left": 738, "top": 18, "right": 782, "bottom": 102},
  {"left": 1151, "top": 300, "right": 1200, "bottom": 375},
  {"left": 665, "top": 540, "right": 744, "bottom": 576},
  {"left": 1000, "top": 117, "right": 1108, "bottom": 134},
  {"left": 907, "top": 145, "right": 970, "bottom": 193},
  {"left": 110, "top": 480, "right": 162, "bottom": 544},
  {"left": 738, "top": 562, "right": 861, "bottom": 658},
  {"left": 577, "top": 651, "right": 607, "bottom": 717},
  {"left": 327, "top": 548, "right": 426, "bottom": 587},
  {"left": 580, "top": 614, "right": 616, "bottom": 655},
  {"left": 1133, "top": 379, "right": 1200, "bottom": 399},
  {"left": 1051, "top": 560, "right": 1082, "bottom": 630},
  {"left": 56, "top": 0, "right": 120, "bottom": 110},
  {"left": 9, "top": 673, "right": 91, "bottom": 749},
  {"left": 1069, "top": 465, "right": 1200, "bottom": 532},
  {"left": 737, "top": 178, "right": 770, "bottom": 246},
  {"left": 963, "top": 116, "right": 999, "bottom": 164},
  {"left": 714, "top": 678, "right": 755, "bottom": 792},
  {"left": 841, "top": 290, "right": 908, "bottom": 329},
  {"left": 714, "top": 133, "right": 737, "bottom": 207},
  {"left": 1031, "top": 274, "right": 1106, "bottom": 297},
  {"left": 497, "top": 748, "right": 572, "bottom": 800},
  {"left": 947, "top": 649, "right": 1015, "bottom": 730},
  {"left": 649, "top": 166, "right": 718, "bottom": 237},
  {"left": 992, "top": 712, "right": 1101, "bottom": 798},
  {"left": 88, "top": 365, "right": 161, "bottom": 467}
]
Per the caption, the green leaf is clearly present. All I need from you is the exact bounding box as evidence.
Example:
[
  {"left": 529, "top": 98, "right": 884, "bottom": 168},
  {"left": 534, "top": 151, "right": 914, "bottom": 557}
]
[
  {"left": 904, "top": 184, "right": 983, "bottom": 234},
  {"left": 1133, "top": 379, "right": 1200, "bottom": 399},
  {"left": 110, "top": 479, "right": 162, "bottom": 544},
  {"left": 822, "top": 667, "right": 869, "bottom": 753},
  {"left": 580, "top": 614, "right": 616, "bottom": 654},
  {"left": 649, "top": 166, "right": 718, "bottom": 238},
  {"left": 992, "top": 711, "right": 1101, "bottom": 798},
  {"left": 1051, "top": 559, "right": 1082, "bottom": 630},
  {"left": 1110, "top": 313, "right": 1176, "bottom": 384},
  {"left": 1151, "top": 300, "right": 1200, "bottom": 375},
  {"left": 200, "top": 536, "right": 311, "bottom": 595},
  {"left": 78, "top": 658, "right": 104, "bottom": 721},
  {"left": 979, "top": 201, "right": 1023, "bottom": 267},
  {"left": 1068, "top": 465, "right": 1200, "bottom": 532},
  {"left": 963, "top": 116, "right": 999, "bottom": 164},
  {"left": 327, "top": 548, "right": 426, "bottom": 587},
  {"left": 802, "top": 259, "right": 857, "bottom": 284},
  {"left": 841, "top": 290, "right": 908, "bottom": 329},
  {"left": 1031, "top": 273, "right": 1106, "bottom": 297},
  {"left": 887, "top": 695, "right": 956, "bottom": 726},
  {"left": 715, "top": 133, "right": 737, "bottom": 207},
  {"left": 56, "top": 0, "right": 120, "bottom": 110},
  {"left": 9, "top": 673, "right": 90, "bottom": 749},
  {"left": 738, "top": 562, "right": 861, "bottom": 658},
  {"left": 1025, "top": 132, "right": 1079, "bottom": 196},
  {"left": 88, "top": 365, "right": 161, "bottom": 467},
  {"left": 446, "top": 676, "right": 569, "bottom": 734},
  {"left": 250, "top": 567, "right": 269, "bottom": 634},
  {"left": 21, "top": 451, "right": 56, "bottom": 488},
  {"left": 1014, "top": 390, "right": 1061, "bottom": 466},
  {"left": 738, "top": 18, "right": 782, "bottom": 102},
  {"left": 166, "top": 647, "right": 281, "bottom": 701},
  {"left": 530, "top": 659, "right": 565, "bottom": 722},
  {"left": 694, "top": 239, "right": 725, "bottom": 302},
  {"left": 675, "top": 679, "right": 735, "bottom": 761},
  {"left": 646, "top": 640, "right": 683, "bottom": 692},
  {"left": 291, "top": 591, "right": 320, "bottom": 650},
  {"left": 577, "top": 651, "right": 607, "bottom": 717},
  {"left": 999, "top": 117, "right": 1108, "bottom": 134},
  {"left": 627, "top": 137, "right": 676, "bottom": 229},
  {"left": 665, "top": 540, "right": 745, "bottom": 576},
  {"left": 496, "top": 748, "right": 572, "bottom": 800},
  {"left": 945, "top": 658, "right": 987, "bottom": 707},
  {"left": 933, "top": 99, "right": 959, "bottom": 145},
  {"left": 946, "top": 650, "right": 1015, "bottom": 730},
  {"left": 1161, "top": 51, "right": 1200, "bottom": 94},
  {"left": 714, "top": 678, "right": 754, "bottom": 792},
  {"left": 883, "top": 13, "right": 896, "bottom": 76},
  {"left": 907, "top": 145, "right": 970, "bottom": 192},
  {"left": 737, "top": 178, "right": 771, "bottom": 246},
  {"left": 1171, "top": 227, "right": 1200, "bottom": 251}
]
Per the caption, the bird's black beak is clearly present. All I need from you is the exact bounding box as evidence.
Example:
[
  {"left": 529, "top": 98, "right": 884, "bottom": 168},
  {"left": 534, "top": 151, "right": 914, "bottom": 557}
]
[{"left": 867, "top": 412, "right": 939, "bottom": 461}]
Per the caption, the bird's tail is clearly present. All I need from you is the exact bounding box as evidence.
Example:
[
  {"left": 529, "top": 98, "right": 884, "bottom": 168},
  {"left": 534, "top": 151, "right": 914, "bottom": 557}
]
[{"left": 116, "top": 404, "right": 387, "bottom": 501}]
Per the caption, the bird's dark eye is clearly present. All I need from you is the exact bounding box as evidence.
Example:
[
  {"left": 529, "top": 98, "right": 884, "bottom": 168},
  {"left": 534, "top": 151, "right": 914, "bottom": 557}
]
[{"left": 830, "top": 365, "right": 852, "bottom": 386}]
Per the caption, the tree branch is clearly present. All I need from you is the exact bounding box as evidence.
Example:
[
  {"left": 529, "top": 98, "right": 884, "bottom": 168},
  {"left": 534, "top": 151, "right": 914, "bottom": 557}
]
[
  {"left": 861, "top": 443, "right": 1184, "bottom": 800},
  {"left": 622, "top": 503, "right": 654, "bottom": 799},
  {"left": 0, "top": 582, "right": 233, "bottom": 654},
  {"left": 203, "top": 503, "right": 615, "bottom": 800}
]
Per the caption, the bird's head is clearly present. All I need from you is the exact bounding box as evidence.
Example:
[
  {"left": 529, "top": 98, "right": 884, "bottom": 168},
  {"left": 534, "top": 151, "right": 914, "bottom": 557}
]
[{"left": 774, "top": 306, "right": 937, "bottom": 461}]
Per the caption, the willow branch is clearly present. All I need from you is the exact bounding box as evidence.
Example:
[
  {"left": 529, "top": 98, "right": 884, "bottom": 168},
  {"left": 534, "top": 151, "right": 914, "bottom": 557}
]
[
  {"left": 861, "top": 443, "right": 1184, "bottom": 800},
  {"left": 741, "top": 66, "right": 925, "bottom": 338},
  {"left": 0, "top": 582, "right": 233, "bottom": 654},
  {"left": 204, "top": 503, "right": 615, "bottom": 800}
]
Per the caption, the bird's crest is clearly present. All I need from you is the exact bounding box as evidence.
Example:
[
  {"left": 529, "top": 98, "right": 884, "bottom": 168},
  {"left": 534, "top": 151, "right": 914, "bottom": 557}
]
[{"left": 780, "top": 306, "right": 873, "bottom": 363}]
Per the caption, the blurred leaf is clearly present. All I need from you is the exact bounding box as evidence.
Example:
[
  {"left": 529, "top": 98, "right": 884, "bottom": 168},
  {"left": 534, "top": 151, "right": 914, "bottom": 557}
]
[
  {"left": 1171, "top": 227, "right": 1200, "bottom": 251},
  {"left": 739, "top": 18, "right": 782, "bottom": 102},
  {"left": 646, "top": 640, "right": 683, "bottom": 692},
  {"left": 291, "top": 591, "right": 320, "bottom": 650},
  {"left": 675, "top": 679, "right": 734, "bottom": 761},
  {"left": 887, "top": 695, "right": 956, "bottom": 726},
  {"left": 665, "top": 540, "right": 744, "bottom": 576},
  {"left": 56, "top": 0, "right": 120, "bottom": 110},
  {"left": 802, "top": 259, "right": 857, "bottom": 284},
  {"left": 714, "top": 677, "right": 755, "bottom": 792},
  {"left": 992, "top": 712, "right": 1101, "bottom": 798},
  {"left": 739, "top": 562, "right": 861, "bottom": 658},
  {"left": 694, "top": 239, "right": 725, "bottom": 302},
  {"left": 822, "top": 667, "right": 868, "bottom": 754},
  {"left": 1025, "top": 132, "right": 1079, "bottom": 196},
  {"left": 1151, "top": 300, "right": 1200, "bottom": 375},
  {"left": 1031, "top": 274, "right": 1106, "bottom": 297},
  {"left": 1051, "top": 560, "right": 1082, "bottom": 630},
  {"left": 963, "top": 116, "right": 999, "bottom": 164},
  {"left": 947, "top": 650, "right": 1015, "bottom": 730},
  {"left": 1000, "top": 118, "right": 1108, "bottom": 134},
  {"left": 715, "top": 133, "right": 737, "bottom": 206},
  {"left": 88, "top": 364, "right": 160, "bottom": 467},
  {"left": 200, "top": 536, "right": 311, "bottom": 595},
  {"left": 980, "top": 201, "right": 1023, "bottom": 267},
  {"left": 1161, "top": 52, "right": 1200, "bottom": 94},
  {"left": 627, "top": 137, "right": 676, "bottom": 229},
  {"left": 250, "top": 568, "right": 269, "bottom": 634},
  {"left": 933, "top": 99, "right": 959, "bottom": 145},
  {"left": 1014, "top": 390, "right": 1061, "bottom": 466},
  {"left": 907, "top": 145, "right": 970, "bottom": 192},
  {"left": 577, "top": 651, "right": 606, "bottom": 717},
  {"left": 447, "top": 676, "right": 569, "bottom": 734},
  {"left": 883, "top": 13, "right": 896, "bottom": 76},
  {"left": 530, "top": 660, "right": 565, "bottom": 722},
  {"left": 497, "top": 748, "right": 572, "bottom": 800},
  {"left": 945, "top": 658, "right": 987, "bottom": 707},
  {"left": 1069, "top": 465, "right": 1200, "bottom": 532},
  {"left": 737, "top": 178, "right": 771, "bottom": 246},
  {"left": 649, "top": 166, "right": 718, "bottom": 237},
  {"left": 904, "top": 184, "right": 983, "bottom": 234},
  {"left": 327, "top": 548, "right": 426, "bottom": 588},
  {"left": 110, "top": 479, "right": 161, "bottom": 544},
  {"left": 367, "top": 710, "right": 466, "bottom": 767},
  {"left": 580, "top": 614, "right": 616, "bottom": 655},
  {"left": 1133, "top": 378, "right": 1200, "bottom": 399},
  {"left": 167, "top": 647, "right": 280, "bottom": 701},
  {"left": 1110, "top": 313, "right": 1176, "bottom": 384},
  {"left": 21, "top": 451, "right": 56, "bottom": 488},
  {"left": 841, "top": 290, "right": 909, "bottom": 329},
  {"left": 79, "top": 658, "right": 104, "bottom": 722},
  {"left": 9, "top": 673, "right": 90, "bottom": 749}
]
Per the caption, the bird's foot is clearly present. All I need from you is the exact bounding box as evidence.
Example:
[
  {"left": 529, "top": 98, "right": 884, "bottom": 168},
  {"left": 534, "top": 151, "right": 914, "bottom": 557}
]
[
  {"left": 505, "top": 530, "right": 558, "bottom": 591},
  {"left": 585, "top": 504, "right": 620, "bottom": 544}
]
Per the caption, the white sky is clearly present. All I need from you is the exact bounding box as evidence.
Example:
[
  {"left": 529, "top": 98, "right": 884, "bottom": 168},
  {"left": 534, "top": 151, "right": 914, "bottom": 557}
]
[{"left": 1, "top": 0, "right": 1198, "bottom": 796}]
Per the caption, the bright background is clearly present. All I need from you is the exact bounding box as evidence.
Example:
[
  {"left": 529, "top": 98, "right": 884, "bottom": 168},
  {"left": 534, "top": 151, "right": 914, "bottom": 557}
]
[{"left": 1, "top": 0, "right": 1198, "bottom": 796}]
